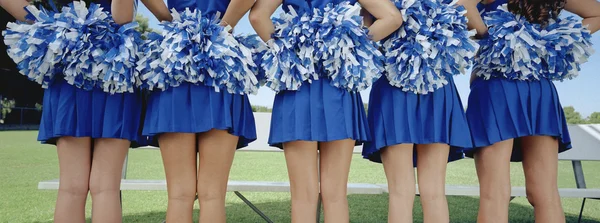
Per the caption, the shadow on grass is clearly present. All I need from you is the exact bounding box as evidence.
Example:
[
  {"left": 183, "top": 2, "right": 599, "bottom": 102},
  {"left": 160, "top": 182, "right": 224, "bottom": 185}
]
[{"left": 33, "top": 195, "right": 597, "bottom": 223}]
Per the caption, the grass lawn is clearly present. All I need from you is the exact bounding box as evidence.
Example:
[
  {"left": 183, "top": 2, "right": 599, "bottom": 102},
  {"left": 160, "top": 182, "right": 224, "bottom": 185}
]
[{"left": 1, "top": 131, "right": 600, "bottom": 222}]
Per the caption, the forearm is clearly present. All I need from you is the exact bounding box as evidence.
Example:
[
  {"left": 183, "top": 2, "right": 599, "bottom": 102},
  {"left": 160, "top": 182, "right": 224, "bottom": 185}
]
[
  {"left": 367, "top": 17, "right": 402, "bottom": 41},
  {"left": 0, "top": 0, "right": 31, "bottom": 22},
  {"left": 140, "top": 0, "right": 172, "bottom": 21},
  {"left": 222, "top": 0, "right": 255, "bottom": 27},
  {"left": 112, "top": 0, "right": 135, "bottom": 24}
]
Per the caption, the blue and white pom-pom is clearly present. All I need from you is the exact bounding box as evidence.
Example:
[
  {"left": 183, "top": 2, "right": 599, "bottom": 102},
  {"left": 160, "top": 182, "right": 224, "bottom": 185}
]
[
  {"left": 2, "top": 5, "right": 67, "bottom": 88},
  {"left": 236, "top": 34, "right": 269, "bottom": 86},
  {"left": 474, "top": 4, "right": 545, "bottom": 80},
  {"left": 137, "top": 31, "right": 167, "bottom": 90},
  {"left": 537, "top": 16, "right": 594, "bottom": 81},
  {"left": 313, "top": 2, "right": 384, "bottom": 92},
  {"left": 138, "top": 9, "right": 258, "bottom": 94},
  {"left": 384, "top": 0, "right": 479, "bottom": 94},
  {"left": 262, "top": 6, "right": 319, "bottom": 91},
  {"left": 101, "top": 22, "right": 144, "bottom": 93},
  {"left": 59, "top": 1, "right": 115, "bottom": 90}
]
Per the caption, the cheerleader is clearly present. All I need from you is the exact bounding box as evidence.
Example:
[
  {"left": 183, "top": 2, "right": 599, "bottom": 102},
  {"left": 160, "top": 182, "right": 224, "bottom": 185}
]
[
  {"left": 462, "top": 0, "right": 600, "bottom": 221},
  {"left": 1, "top": 0, "right": 143, "bottom": 222},
  {"left": 250, "top": 0, "right": 401, "bottom": 222},
  {"left": 138, "top": 0, "right": 258, "bottom": 222},
  {"left": 360, "top": 0, "right": 479, "bottom": 221}
]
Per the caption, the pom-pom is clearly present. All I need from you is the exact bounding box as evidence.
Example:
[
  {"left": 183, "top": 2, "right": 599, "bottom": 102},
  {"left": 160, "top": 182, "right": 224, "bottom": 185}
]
[
  {"left": 2, "top": 5, "right": 68, "bottom": 88},
  {"left": 384, "top": 0, "right": 479, "bottom": 94},
  {"left": 138, "top": 9, "right": 258, "bottom": 94},
  {"left": 136, "top": 31, "right": 167, "bottom": 90},
  {"left": 59, "top": 1, "right": 115, "bottom": 90},
  {"left": 261, "top": 6, "right": 319, "bottom": 91},
  {"left": 313, "top": 2, "right": 384, "bottom": 92},
  {"left": 101, "top": 22, "right": 144, "bottom": 93},
  {"left": 236, "top": 34, "right": 269, "bottom": 86},
  {"left": 537, "top": 16, "right": 595, "bottom": 81}
]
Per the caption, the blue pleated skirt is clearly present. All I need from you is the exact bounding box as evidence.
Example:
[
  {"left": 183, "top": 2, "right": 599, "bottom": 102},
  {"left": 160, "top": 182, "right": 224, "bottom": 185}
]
[
  {"left": 362, "top": 77, "right": 473, "bottom": 166},
  {"left": 38, "top": 78, "right": 144, "bottom": 147},
  {"left": 466, "top": 77, "right": 571, "bottom": 161},
  {"left": 142, "top": 83, "right": 257, "bottom": 149},
  {"left": 268, "top": 78, "right": 370, "bottom": 148}
]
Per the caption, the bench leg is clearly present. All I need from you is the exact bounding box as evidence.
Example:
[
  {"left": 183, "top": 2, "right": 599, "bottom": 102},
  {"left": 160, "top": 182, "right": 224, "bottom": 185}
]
[
  {"left": 578, "top": 198, "right": 586, "bottom": 223},
  {"left": 234, "top": 191, "right": 273, "bottom": 223},
  {"left": 316, "top": 193, "right": 322, "bottom": 223}
]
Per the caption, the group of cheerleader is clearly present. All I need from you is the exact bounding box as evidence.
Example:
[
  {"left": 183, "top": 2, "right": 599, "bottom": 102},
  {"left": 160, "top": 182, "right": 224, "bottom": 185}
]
[{"left": 1, "top": 0, "right": 599, "bottom": 222}]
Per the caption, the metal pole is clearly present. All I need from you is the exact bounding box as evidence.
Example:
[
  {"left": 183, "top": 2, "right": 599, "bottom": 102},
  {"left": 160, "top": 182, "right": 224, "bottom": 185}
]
[{"left": 316, "top": 151, "right": 322, "bottom": 223}]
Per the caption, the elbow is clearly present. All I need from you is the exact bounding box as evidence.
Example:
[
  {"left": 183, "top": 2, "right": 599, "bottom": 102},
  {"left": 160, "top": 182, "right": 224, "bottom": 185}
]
[
  {"left": 389, "top": 11, "right": 403, "bottom": 30},
  {"left": 249, "top": 9, "right": 263, "bottom": 27}
]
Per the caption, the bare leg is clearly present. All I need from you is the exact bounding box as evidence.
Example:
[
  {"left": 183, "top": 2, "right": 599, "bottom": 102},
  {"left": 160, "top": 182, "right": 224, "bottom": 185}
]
[
  {"left": 416, "top": 143, "right": 450, "bottom": 223},
  {"left": 197, "top": 129, "right": 239, "bottom": 223},
  {"left": 521, "top": 136, "right": 565, "bottom": 223},
  {"left": 319, "top": 139, "right": 355, "bottom": 223},
  {"left": 475, "top": 139, "right": 513, "bottom": 223},
  {"left": 283, "top": 141, "right": 319, "bottom": 223},
  {"left": 89, "top": 138, "right": 130, "bottom": 223},
  {"left": 159, "top": 133, "right": 197, "bottom": 223},
  {"left": 54, "top": 137, "right": 92, "bottom": 223},
  {"left": 381, "top": 144, "right": 415, "bottom": 223}
]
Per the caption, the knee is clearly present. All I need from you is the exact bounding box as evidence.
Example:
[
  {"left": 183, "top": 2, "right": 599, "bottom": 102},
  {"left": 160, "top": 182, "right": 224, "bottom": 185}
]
[
  {"left": 89, "top": 179, "right": 121, "bottom": 198},
  {"left": 290, "top": 183, "right": 319, "bottom": 204},
  {"left": 168, "top": 186, "right": 197, "bottom": 203},
  {"left": 59, "top": 180, "right": 89, "bottom": 198},
  {"left": 525, "top": 187, "right": 557, "bottom": 207},
  {"left": 479, "top": 185, "right": 512, "bottom": 201},
  {"left": 320, "top": 184, "right": 347, "bottom": 204},
  {"left": 197, "top": 188, "right": 225, "bottom": 203},
  {"left": 418, "top": 186, "right": 445, "bottom": 203}
]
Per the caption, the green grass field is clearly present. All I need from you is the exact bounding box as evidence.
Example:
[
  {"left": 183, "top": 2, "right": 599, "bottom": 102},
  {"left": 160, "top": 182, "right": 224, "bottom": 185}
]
[{"left": 1, "top": 131, "right": 600, "bottom": 222}]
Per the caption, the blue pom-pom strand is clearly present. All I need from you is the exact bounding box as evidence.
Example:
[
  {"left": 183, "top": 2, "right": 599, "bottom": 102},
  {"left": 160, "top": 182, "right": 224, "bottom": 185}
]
[
  {"left": 474, "top": 4, "right": 594, "bottom": 81},
  {"left": 2, "top": 5, "right": 68, "bottom": 88},
  {"left": 261, "top": 6, "right": 319, "bottom": 92},
  {"left": 236, "top": 34, "right": 269, "bottom": 86},
  {"left": 383, "top": 0, "right": 479, "bottom": 94},
  {"left": 101, "top": 22, "right": 144, "bottom": 93},
  {"left": 313, "top": 2, "right": 384, "bottom": 92},
  {"left": 262, "top": 2, "right": 383, "bottom": 92},
  {"left": 537, "top": 16, "right": 595, "bottom": 81},
  {"left": 137, "top": 9, "right": 259, "bottom": 94},
  {"left": 473, "top": 4, "right": 544, "bottom": 81},
  {"left": 59, "top": 1, "right": 115, "bottom": 91}
]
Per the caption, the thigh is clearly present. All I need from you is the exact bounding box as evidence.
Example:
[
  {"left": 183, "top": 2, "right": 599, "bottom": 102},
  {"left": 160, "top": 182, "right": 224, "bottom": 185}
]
[
  {"left": 283, "top": 141, "right": 319, "bottom": 190},
  {"left": 319, "top": 139, "right": 355, "bottom": 194},
  {"left": 89, "top": 138, "right": 130, "bottom": 190},
  {"left": 158, "top": 133, "right": 197, "bottom": 195},
  {"left": 197, "top": 129, "right": 239, "bottom": 195},
  {"left": 521, "top": 136, "right": 560, "bottom": 191},
  {"left": 56, "top": 137, "right": 93, "bottom": 191}
]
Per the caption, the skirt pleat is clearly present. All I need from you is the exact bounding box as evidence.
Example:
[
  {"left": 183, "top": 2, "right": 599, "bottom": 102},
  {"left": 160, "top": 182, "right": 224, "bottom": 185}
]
[
  {"left": 142, "top": 83, "right": 257, "bottom": 149},
  {"left": 362, "top": 77, "right": 473, "bottom": 166},
  {"left": 38, "top": 78, "right": 144, "bottom": 147},
  {"left": 268, "top": 79, "right": 370, "bottom": 148},
  {"left": 466, "top": 77, "right": 571, "bottom": 161}
]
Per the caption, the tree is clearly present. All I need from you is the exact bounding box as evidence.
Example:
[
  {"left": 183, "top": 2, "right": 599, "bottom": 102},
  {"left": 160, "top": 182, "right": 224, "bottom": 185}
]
[
  {"left": 587, "top": 112, "right": 600, "bottom": 124},
  {"left": 135, "top": 14, "right": 154, "bottom": 35},
  {"left": 563, "top": 106, "right": 587, "bottom": 124},
  {"left": 0, "top": 98, "right": 16, "bottom": 124},
  {"left": 251, "top": 105, "right": 272, "bottom": 113}
]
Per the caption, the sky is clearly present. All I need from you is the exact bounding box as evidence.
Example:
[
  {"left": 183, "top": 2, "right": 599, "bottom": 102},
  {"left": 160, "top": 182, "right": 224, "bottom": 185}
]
[{"left": 137, "top": 2, "right": 600, "bottom": 117}]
